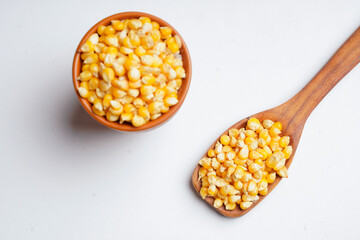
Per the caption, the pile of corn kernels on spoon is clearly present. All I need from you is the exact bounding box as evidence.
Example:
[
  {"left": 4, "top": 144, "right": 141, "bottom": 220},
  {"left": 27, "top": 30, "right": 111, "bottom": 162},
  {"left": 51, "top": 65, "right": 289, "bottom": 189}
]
[{"left": 198, "top": 118, "right": 293, "bottom": 210}]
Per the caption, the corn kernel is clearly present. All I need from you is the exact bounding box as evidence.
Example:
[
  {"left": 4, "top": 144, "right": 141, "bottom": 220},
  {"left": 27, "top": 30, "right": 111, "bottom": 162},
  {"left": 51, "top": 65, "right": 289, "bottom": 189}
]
[
  {"left": 240, "top": 201, "right": 253, "bottom": 210},
  {"left": 213, "top": 198, "right": 223, "bottom": 208},
  {"left": 283, "top": 146, "right": 293, "bottom": 159},
  {"left": 247, "top": 118, "right": 261, "bottom": 131},
  {"left": 200, "top": 187, "right": 208, "bottom": 199},
  {"left": 277, "top": 166, "right": 288, "bottom": 178},
  {"left": 111, "top": 20, "right": 124, "bottom": 31},
  {"left": 102, "top": 68, "right": 115, "bottom": 83},
  {"left": 104, "top": 26, "right": 115, "bottom": 35},
  {"left": 97, "top": 26, "right": 106, "bottom": 35},
  {"left": 106, "top": 111, "right": 119, "bottom": 122},
  {"left": 220, "top": 135, "right": 231, "bottom": 146},
  {"left": 128, "top": 68, "right": 141, "bottom": 81},
  {"left": 80, "top": 40, "right": 94, "bottom": 53},
  {"left": 78, "top": 87, "right": 89, "bottom": 98},
  {"left": 267, "top": 172, "right": 276, "bottom": 183},
  {"left": 129, "top": 19, "right": 142, "bottom": 30},
  {"left": 78, "top": 70, "right": 92, "bottom": 81},
  {"left": 160, "top": 26, "right": 172, "bottom": 37}
]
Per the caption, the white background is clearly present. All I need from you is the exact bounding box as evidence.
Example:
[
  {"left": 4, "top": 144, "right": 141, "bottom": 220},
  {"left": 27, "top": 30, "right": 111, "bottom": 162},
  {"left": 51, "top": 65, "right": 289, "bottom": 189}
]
[{"left": 1, "top": 0, "right": 360, "bottom": 239}]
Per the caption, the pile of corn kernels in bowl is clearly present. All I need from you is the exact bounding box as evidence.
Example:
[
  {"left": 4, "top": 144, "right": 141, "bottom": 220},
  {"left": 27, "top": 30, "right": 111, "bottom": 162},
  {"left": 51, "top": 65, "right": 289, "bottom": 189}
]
[
  {"left": 198, "top": 118, "right": 293, "bottom": 211},
  {"left": 77, "top": 17, "right": 186, "bottom": 127}
]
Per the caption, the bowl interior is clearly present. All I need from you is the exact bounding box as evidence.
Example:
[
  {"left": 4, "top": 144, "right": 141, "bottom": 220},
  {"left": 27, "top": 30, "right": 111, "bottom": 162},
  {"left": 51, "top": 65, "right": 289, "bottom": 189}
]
[{"left": 73, "top": 12, "right": 192, "bottom": 131}]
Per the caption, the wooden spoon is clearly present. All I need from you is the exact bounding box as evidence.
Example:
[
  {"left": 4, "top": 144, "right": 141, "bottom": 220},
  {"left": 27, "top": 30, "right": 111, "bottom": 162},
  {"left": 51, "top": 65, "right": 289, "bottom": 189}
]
[{"left": 192, "top": 26, "right": 360, "bottom": 217}]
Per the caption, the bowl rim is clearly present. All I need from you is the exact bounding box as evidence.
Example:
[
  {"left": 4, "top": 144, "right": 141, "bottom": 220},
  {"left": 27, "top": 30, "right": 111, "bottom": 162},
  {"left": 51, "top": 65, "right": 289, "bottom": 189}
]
[{"left": 72, "top": 11, "right": 192, "bottom": 132}]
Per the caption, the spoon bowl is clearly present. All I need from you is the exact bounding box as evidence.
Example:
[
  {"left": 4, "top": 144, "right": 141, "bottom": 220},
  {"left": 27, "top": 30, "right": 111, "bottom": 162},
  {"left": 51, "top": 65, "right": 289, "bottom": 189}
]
[{"left": 192, "top": 26, "right": 360, "bottom": 217}]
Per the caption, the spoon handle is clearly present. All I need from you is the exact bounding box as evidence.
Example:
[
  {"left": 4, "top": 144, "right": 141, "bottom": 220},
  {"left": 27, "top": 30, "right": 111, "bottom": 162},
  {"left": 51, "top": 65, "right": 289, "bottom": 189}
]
[{"left": 282, "top": 26, "right": 360, "bottom": 124}]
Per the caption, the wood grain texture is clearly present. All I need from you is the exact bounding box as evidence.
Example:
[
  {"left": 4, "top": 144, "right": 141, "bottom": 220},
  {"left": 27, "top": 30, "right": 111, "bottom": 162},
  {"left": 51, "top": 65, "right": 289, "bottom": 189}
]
[{"left": 192, "top": 26, "right": 360, "bottom": 217}]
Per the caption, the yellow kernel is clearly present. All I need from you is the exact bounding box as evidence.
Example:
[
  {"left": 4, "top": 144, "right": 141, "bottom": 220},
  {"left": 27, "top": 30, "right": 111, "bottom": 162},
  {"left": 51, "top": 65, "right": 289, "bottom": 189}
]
[
  {"left": 148, "top": 102, "right": 161, "bottom": 115},
  {"left": 175, "top": 66, "right": 185, "bottom": 78},
  {"left": 133, "top": 98, "right": 144, "bottom": 108},
  {"left": 248, "top": 163, "right": 261, "bottom": 173},
  {"left": 200, "top": 187, "right": 208, "bottom": 199},
  {"left": 99, "top": 53, "right": 106, "bottom": 61},
  {"left": 273, "top": 122, "right": 282, "bottom": 131},
  {"left": 263, "top": 119, "right": 274, "bottom": 129},
  {"left": 208, "top": 149, "right": 216, "bottom": 158},
  {"left": 141, "top": 35, "right": 155, "bottom": 49},
  {"left": 257, "top": 149, "right": 268, "bottom": 160},
  {"left": 220, "top": 185, "right": 231, "bottom": 195},
  {"left": 259, "top": 129, "right": 269, "bottom": 140},
  {"left": 120, "top": 112, "right": 134, "bottom": 123},
  {"left": 139, "top": 17, "right": 151, "bottom": 24},
  {"left": 112, "top": 88, "right": 126, "bottom": 98},
  {"left": 86, "top": 91, "right": 97, "bottom": 103},
  {"left": 135, "top": 46, "right": 147, "bottom": 57},
  {"left": 283, "top": 146, "right": 293, "bottom": 159},
  {"left": 208, "top": 184, "right": 218, "bottom": 196},
  {"left": 225, "top": 202, "right": 236, "bottom": 210},
  {"left": 128, "top": 19, "right": 142, "bottom": 30},
  {"left": 249, "top": 150, "right": 262, "bottom": 160},
  {"left": 104, "top": 26, "right": 115, "bottom": 35},
  {"left": 106, "top": 111, "right": 119, "bottom": 122},
  {"left": 259, "top": 188, "right": 268, "bottom": 195},
  {"left": 238, "top": 145, "right": 249, "bottom": 160},
  {"left": 270, "top": 141, "right": 280, "bottom": 152},
  {"left": 80, "top": 81, "right": 89, "bottom": 90},
  {"left": 89, "top": 77, "right": 100, "bottom": 90},
  {"left": 106, "top": 46, "right": 118, "bottom": 56},
  {"left": 132, "top": 115, "right": 146, "bottom": 127},
  {"left": 279, "top": 136, "right": 290, "bottom": 148},
  {"left": 277, "top": 166, "right": 288, "bottom": 178},
  {"left": 89, "top": 63, "right": 99, "bottom": 76},
  {"left": 167, "top": 42, "right": 179, "bottom": 53},
  {"left": 222, "top": 145, "right": 232, "bottom": 153},
  {"left": 267, "top": 172, "right": 276, "bottom": 183},
  {"left": 102, "top": 68, "right": 115, "bottom": 82},
  {"left": 78, "top": 87, "right": 89, "bottom": 98},
  {"left": 82, "top": 65, "right": 90, "bottom": 73},
  {"left": 83, "top": 53, "right": 99, "bottom": 64},
  {"left": 229, "top": 195, "right": 241, "bottom": 204},
  {"left": 164, "top": 96, "right": 178, "bottom": 106},
  {"left": 213, "top": 198, "right": 223, "bottom": 208},
  {"left": 220, "top": 135, "right": 231, "bottom": 145},
  {"left": 128, "top": 68, "right": 141, "bottom": 81},
  {"left": 102, "top": 94, "right": 113, "bottom": 109},
  {"left": 138, "top": 106, "right": 150, "bottom": 120},
  {"left": 234, "top": 181, "right": 243, "bottom": 190},
  {"left": 151, "top": 21, "right": 160, "bottom": 30},
  {"left": 266, "top": 154, "right": 278, "bottom": 169},
  {"left": 124, "top": 104, "right": 136, "bottom": 113},
  {"left": 80, "top": 40, "right": 94, "bottom": 53},
  {"left": 111, "top": 20, "right": 124, "bottom": 31},
  {"left": 273, "top": 158, "right": 286, "bottom": 171},
  {"left": 240, "top": 201, "right": 253, "bottom": 210},
  {"left": 247, "top": 118, "right": 261, "bottom": 131},
  {"left": 160, "top": 26, "right": 172, "bottom": 37},
  {"left": 269, "top": 125, "right": 281, "bottom": 137},
  {"left": 229, "top": 128, "right": 239, "bottom": 139},
  {"left": 150, "top": 29, "right": 161, "bottom": 43},
  {"left": 97, "top": 25, "right": 106, "bottom": 35},
  {"left": 78, "top": 70, "right": 92, "bottom": 81},
  {"left": 92, "top": 104, "right": 105, "bottom": 116}
]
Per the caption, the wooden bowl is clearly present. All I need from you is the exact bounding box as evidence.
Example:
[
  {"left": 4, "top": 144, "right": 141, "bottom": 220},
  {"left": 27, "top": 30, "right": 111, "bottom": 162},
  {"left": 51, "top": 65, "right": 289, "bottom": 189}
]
[{"left": 72, "top": 12, "right": 192, "bottom": 131}]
